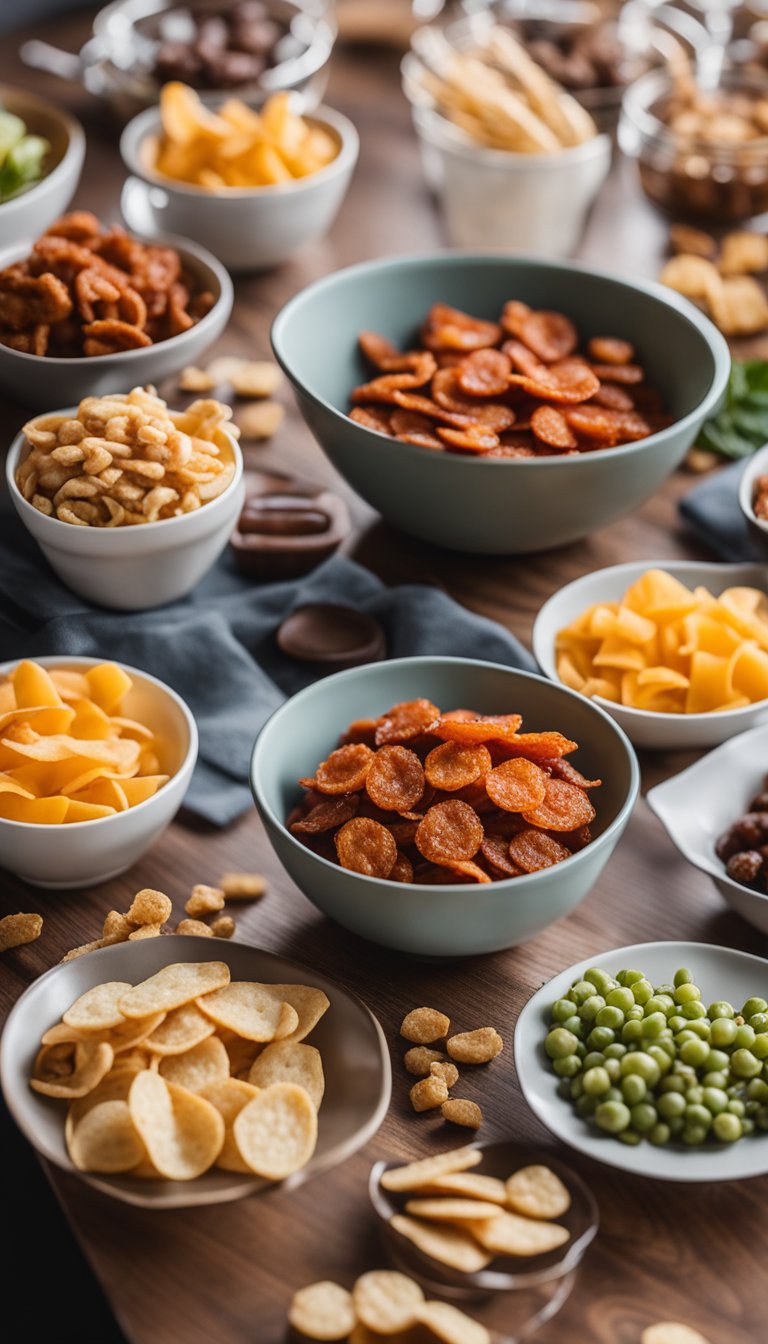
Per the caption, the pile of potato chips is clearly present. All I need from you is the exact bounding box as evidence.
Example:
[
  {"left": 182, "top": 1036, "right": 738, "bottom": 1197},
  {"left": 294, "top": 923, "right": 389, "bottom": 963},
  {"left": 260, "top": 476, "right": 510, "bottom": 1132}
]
[
  {"left": 32, "top": 960, "right": 329, "bottom": 1181},
  {"left": 0, "top": 660, "right": 168, "bottom": 823},
  {"left": 290, "top": 1268, "right": 492, "bottom": 1344}
]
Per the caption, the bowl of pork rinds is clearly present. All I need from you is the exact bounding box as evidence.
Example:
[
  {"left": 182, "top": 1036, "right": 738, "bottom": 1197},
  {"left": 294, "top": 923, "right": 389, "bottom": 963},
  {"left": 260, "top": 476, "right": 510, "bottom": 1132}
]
[
  {"left": 250, "top": 655, "right": 639, "bottom": 957},
  {"left": 7, "top": 386, "right": 244, "bottom": 610},
  {"left": 0, "top": 211, "right": 232, "bottom": 408},
  {"left": 271, "top": 252, "right": 730, "bottom": 554}
]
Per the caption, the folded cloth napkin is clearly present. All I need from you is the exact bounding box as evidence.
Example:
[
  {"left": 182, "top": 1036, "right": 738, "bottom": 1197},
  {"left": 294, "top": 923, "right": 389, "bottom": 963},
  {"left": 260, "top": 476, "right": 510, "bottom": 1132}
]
[
  {"left": 0, "top": 500, "right": 536, "bottom": 825},
  {"left": 679, "top": 458, "right": 762, "bottom": 562}
]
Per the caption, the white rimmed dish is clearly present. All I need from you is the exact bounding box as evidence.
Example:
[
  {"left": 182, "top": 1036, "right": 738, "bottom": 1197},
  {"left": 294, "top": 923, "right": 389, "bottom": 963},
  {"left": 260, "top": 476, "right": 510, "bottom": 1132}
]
[
  {"left": 647, "top": 723, "right": 768, "bottom": 936},
  {"left": 0, "top": 654, "right": 197, "bottom": 888},
  {"left": 6, "top": 420, "right": 244, "bottom": 610},
  {"left": 515, "top": 940, "right": 768, "bottom": 1182},
  {"left": 738, "top": 444, "right": 768, "bottom": 562},
  {"left": 0, "top": 936, "right": 391, "bottom": 1209},
  {"left": 0, "top": 86, "right": 85, "bottom": 246},
  {"left": 532, "top": 560, "right": 768, "bottom": 750},
  {"left": 0, "top": 233, "right": 232, "bottom": 409},
  {"left": 119, "top": 102, "right": 359, "bottom": 272}
]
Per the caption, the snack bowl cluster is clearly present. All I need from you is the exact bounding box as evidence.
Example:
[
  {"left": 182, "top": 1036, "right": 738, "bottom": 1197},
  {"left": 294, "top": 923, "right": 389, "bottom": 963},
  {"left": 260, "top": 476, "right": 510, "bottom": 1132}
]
[
  {"left": 532, "top": 559, "right": 768, "bottom": 750},
  {"left": 0, "top": 655, "right": 196, "bottom": 888},
  {"left": 0, "top": 85, "right": 85, "bottom": 246},
  {"left": 270, "top": 252, "right": 730, "bottom": 555},
  {"left": 6, "top": 416, "right": 244, "bottom": 611},
  {"left": 250, "top": 655, "right": 639, "bottom": 958},
  {"left": 0, "top": 232, "right": 233, "bottom": 409}
]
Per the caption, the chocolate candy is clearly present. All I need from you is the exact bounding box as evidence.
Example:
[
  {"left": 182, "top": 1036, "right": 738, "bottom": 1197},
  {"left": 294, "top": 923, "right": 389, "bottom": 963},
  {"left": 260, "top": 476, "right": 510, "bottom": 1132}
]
[
  {"left": 153, "top": 1, "right": 287, "bottom": 91},
  {"left": 277, "top": 604, "right": 386, "bottom": 669},
  {"left": 230, "top": 470, "right": 350, "bottom": 580}
]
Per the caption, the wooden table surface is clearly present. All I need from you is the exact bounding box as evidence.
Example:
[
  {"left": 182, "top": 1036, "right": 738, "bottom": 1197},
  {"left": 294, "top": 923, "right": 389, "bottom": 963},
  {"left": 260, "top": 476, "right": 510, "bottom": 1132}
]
[{"left": 1, "top": 11, "right": 767, "bottom": 1344}]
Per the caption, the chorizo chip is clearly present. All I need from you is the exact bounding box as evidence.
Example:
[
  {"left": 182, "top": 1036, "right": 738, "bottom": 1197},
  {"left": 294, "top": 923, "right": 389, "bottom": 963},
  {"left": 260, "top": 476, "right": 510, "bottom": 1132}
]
[
  {"left": 365, "top": 744, "right": 425, "bottom": 813},
  {"left": 335, "top": 816, "right": 398, "bottom": 877},
  {"left": 424, "top": 741, "right": 492, "bottom": 792},
  {"left": 531, "top": 405, "right": 578, "bottom": 451},
  {"left": 520, "top": 310, "right": 578, "bottom": 363},
  {"left": 415, "top": 800, "right": 483, "bottom": 865},
  {"left": 375, "top": 699, "right": 439, "bottom": 746},
  {"left": 587, "top": 336, "right": 635, "bottom": 365},
  {"left": 457, "top": 349, "right": 511, "bottom": 396},
  {"left": 432, "top": 714, "right": 522, "bottom": 745},
  {"left": 508, "top": 829, "right": 572, "bottom": 872},
  {"left": 480, "top": 835, "right": 523, "bottom": 876},
  {"left": 521, "top": 778, "right": 596, "bottom": 831},
  {"left": 315, "top": 743, "right": 375, "bottom": 795},
  {"left": 291, "top": 795, "right": 359, "bottom": 834},
  {"left": 485, "top": 758, "right": 548, "bottom": 813}
]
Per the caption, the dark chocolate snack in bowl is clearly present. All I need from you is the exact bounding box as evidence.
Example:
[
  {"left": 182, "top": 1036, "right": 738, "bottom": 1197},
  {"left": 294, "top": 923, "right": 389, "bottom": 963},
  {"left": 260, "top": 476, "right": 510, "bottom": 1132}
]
[
  {"left": 230, "top": 469, "right": 349, "bottom": 579},
  {"left": 717, "top": 778, "right": 768, "bottom": 892}
]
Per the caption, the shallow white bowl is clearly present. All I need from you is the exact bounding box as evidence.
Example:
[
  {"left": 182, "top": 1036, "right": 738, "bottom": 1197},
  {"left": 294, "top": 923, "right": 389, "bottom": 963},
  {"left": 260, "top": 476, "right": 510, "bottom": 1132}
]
[
  {"left": 647, "top": 723, "right": 768, "bottom": 936},
  {"left": 6, "top": 421, "right": 244, "bottom": 610},
  {"left": 0, "top": 86, "right": 85, "bottom": 247},
  {"left": 738, "top": 443, "right": 768, "bottom": 561},
  {"left": 515, "top": 940, "right": 768, "bottom": 1182},
  {"left": 532, "top": 560, "right": 768, "bottom": 750},
  {"left": 0, "top": 233, "right": 233, "bottom": 408},
  {"left": 0, "top": 654, "right": 197, "bottom": 888},
  {"left": 0, "top": 937, "right": 391, "bottom": 1209},
  {"left": 119, "top": 102, "right": 359, "bottom": 273}
]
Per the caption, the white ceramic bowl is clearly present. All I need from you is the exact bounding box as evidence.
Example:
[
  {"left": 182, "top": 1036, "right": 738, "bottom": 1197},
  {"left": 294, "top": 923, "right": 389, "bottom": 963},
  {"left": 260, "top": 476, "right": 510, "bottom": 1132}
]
[
  {"left": 119, "top": 102, "right": 359, "bottom": 273},
  {"left": 0, "top": 233, "right": 232, "bottom": 408},
  {"left": 408, "top": 100, "right": 611, "bottom": 257},
  {"left": 0, "top": 936, "right": 390, "bottom": 1208},
  {"left": 738, "top": 443, "right": 768, "bottom": 561},
  {"left": 532, "top": 560, "right": 768, "bottom": 750},
  {"left": 515, "top": 940, "right": 768, "bottom": 1182},
  {"left": 6, "top": 421, "right": 244, "bottom": 610},
  {"left": 0, "top": 87, "right": 85, "bottom": 247},
  {"left": 0, "top": 655, "right": 197, "bottom": 888},
  {"left": 647, "top": 722, "right": 768, "bottom": 936}
]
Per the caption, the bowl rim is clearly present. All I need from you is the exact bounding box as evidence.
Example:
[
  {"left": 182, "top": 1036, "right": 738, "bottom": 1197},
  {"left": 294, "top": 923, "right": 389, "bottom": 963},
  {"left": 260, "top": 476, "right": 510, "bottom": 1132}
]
[
  {"left": 6, "top": 418, "right": 243, "bottom": 540},
  {"left": 0, "top": 934, "right": 392, "bottom": 1208},
  {"left": 738, "top": 442, "right": 768, "bottom": 534},
  {"left": 120, "top": 100, "right": 360, "bottom": 201},
  {"left": 250, "top": 653, "right": 640, "bottom": 894},
  {"left": 532, "top": 557, "right": 768, "bottom": 726},
  {"left": 0, "top": 84, "right": 85, "bottom": 220},
  {"left": 0, "top": 653, "right": 198, "bottom": 832},
  {"left": 0, "top": 231, "right": 233, "bottom": 366},
  {"left": 621, "top": 65, "right": 768, "bottom": 151},
  {"left": 646, "top": 720, "right": 768, "bottom": 908},
  {"left": 270, "top": 250, "right": 731, "bottom": 470}
]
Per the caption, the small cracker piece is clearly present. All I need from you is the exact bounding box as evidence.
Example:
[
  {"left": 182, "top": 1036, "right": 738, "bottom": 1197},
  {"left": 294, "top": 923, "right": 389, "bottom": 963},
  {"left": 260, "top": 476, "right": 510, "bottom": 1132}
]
[
  {"left": 446, "top": 1028, "right": 503, "bottom": 1064},
  {"left": 127, "top": 888, "right": 172, "bottom": 926},
  {"left": 185, "top": 884, "right": 225, "bottom": 918},
  {"left": 352, "top": 1270, "right": 424, "bottom": 1335},
  {"left": 0, "top": 912, "right": 42, "bottom": 951},
  {"left": 505, "top": 1165, "right": 571, "bottom": 1220},
  {"left": 176, "top": 918, "right": 214, "bottom": 937},
  {"left": 63, "top": 981, "right": 132, "bottom": 1032},
  {"left": 289, "top": 1281, "right": 356, "bottom": 1342},
  {"left": 233, "top": 1081, "right": 317, "bottom": 1178},
  {"left": 415, "top": 1173, "right": 507, "bottom": 1204},
  {"left": 218, "top": 871, "right": 267, "bottom": 900},
  {"left": 441, "top": 1098, "right": 482, "bottom": 1129},
  {"left": 401, "top": 1007, "right": 451, "bottom": 1044},
  {"left": 430, "top": 1061, "right": 459, "bottom": 1088},
  {"left": 248, "top": 1040, "right": 324, "bottom": 1109},
  {"left": 229, "top": 360, "right": 282, "bottom": 398},
  {"left": 118, "top": 961, "right": 231, "bottom": 1018},
  {"left": 467, "top": 1211, "right": 570, "bottom": 1257},
  {"left": 211, "top": 915, "right": 236, "bottom": 939},
  {"left": 179, "top": 365, "right": 216, "bottom": 392},
  {"left": 641, "top": 1326, "right": 712, "bottom": 1344},
  {"left": 404, "top": 1197, "right": 503, "bottom": 1222},
  {"left": 410, "top": 1075, "right": 449, "bottom": 1112},
  {"left": 237, "top": 401, "right": 284, "bottom": 440},
  {"left": 67, "top": 1098, "right": 145, "bottom": 1174},
  {"left": 389, "top": 1214, "right": 492, "bottom": 1273},
  {"left": 380, "top": 1146, "right": 482, "bottom": 1191},
  {"left": 31, "top": 1039, "right": 114, "bottom": 1098},
  {"left": 404, "top": 1046, "right": 446, "bottom": 1076},
  {"left": 200, "top": 1076, "right": 259, "bottom": 1173},
  {"left": 128, "top": 1070, "right": 224, "bottom": 1179},
  {"left": 415, "top": 1300, "right": 490, "bottom": 1344}
]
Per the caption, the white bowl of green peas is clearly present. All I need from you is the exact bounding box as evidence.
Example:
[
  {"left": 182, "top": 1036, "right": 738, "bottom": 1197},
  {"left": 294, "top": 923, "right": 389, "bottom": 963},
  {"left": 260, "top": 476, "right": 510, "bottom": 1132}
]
[
  {"left": 0, "top": 86, "right": 84, "bottom": 245},
  {"left": 514, "top": 941, "right": 768, "bottom": 1182}
]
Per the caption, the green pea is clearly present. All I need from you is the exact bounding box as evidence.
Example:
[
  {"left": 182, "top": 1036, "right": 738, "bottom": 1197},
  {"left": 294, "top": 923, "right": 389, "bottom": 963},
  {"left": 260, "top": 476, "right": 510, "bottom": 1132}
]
[
  {"left": 713, "top": 1111, "right": 742, "bottom": 1142},
  {"left": 606, "top": 986, "right": 635, "bottom": 1013},
  {"left": 576, "top": 1042, "right": 587, "bottom": 1059},
  {"left": 583, "top": 1066, "right": 611, "bottom": 1096},
  {"left": 705, "top": 1048, "right": 730, "bottom": 1072},
  {"left": 668, "top": 1015, "right": 687, "bottom": 1034},
  {"left": 554, "top": 1054, "right": 582, "bottom": 1078},
  {"left": 551, "top": 998, "right": 576, "bottom": 1023},
  {"left": 674, "top": 982, "right": 701, "bottom": 1006},
  {"left": 708, "top": 1001, "right": 734, "bottom": 1020},
  {"left": 617, "top": 1129, "right": 641, "bottom": 1145},
  {"left": 622, "top": 1020, "right": 644, "bottom": 1044},
  {"left": 582, "top": 1051, "right": 605, "bottom": 1071},
  {"left": 685, "top": 1103, "right": 712, "bottom": 1129},
  {"left": 576, "top": 1093, "right": 597, "bottom": 1118},
  {"left": 675, "top": 1030, "right": 697, "bottom": 1046},
  {"left": 595, "top": 1006, "right": 624, "bottom": 1031},
  {"left": 685, "top": 1085, "right": 704, "bottom": 1106},
  {"left": 702, "top": 1087, "right": 729, "bottom": 1114},
  {"left": 587, "top": 1026, "right": 615, "bottom": 1050},
  {"left": 749, "top": 1012, "right": 768, "bottom": 1033},
  {"left": 620, "top": 1074, "right": 647, "bottom": 1106},
  {"left": 658, "top": 1090, "right": 686, "bottom": 1120},
  {"left": 653, "top": 1039, "right": 676, "bottom": 1061},
  {"left": 679, "top": 1037, "right": 709, "bottom": 1068},
  {"left": 681, "top": 1001, "right": 707, "bottom": 1020},
  {"left": 710, "top": 1017, "right": 738, "bottom": 1048},
  {"left": 557, "top": 1079, "right": 572, "bottom": 1101},
  {"left": 545, "top": 1028, "right": 579, "bottom": 1060},
  {"left": 603, "top": 1087, "right": 623, "bottom": 1104},
  {"left": 688, "top": 1019, "right": 712, "bottom": 1041},
  {"left": 727, "top": 1099, "right": 746, "bottom": 1117},
  {"left": 644, "top": 996, "right": 668, "bottom": 1017},
  {"left": 702, "top": 1071, "right": 729, "bottom": 1091},
  {"left": 617, "top": 969, "right": 644, "bottom": 986},
  {"left": 668, "top": 1115, "right": 685, "bottom": 1136},
  {"left": 683, "top": 1124, "right": 709, "bottom": 1145},
  {"left": 578, "top": 994, "right": 606, "bottom": 1023},
  {"left": 604, "top": 1043, "right": 627, "bottom": 1059},
  {"left": 756, "top": 1106, "right": 768, "bottom": 1131},
  {"left": 569, "top": 980, "right": 595, "bottom": 1005},
  {"left": 659, "top": 1076, "right": 686, "bottom": 1095},
  {"left": 731, "top": 1048, "right": 762, "bottom": 1079},
  {"left": 655, "top": 984, "right": 676, "bottom": 997},
  {"left": 619, "top": 1051, "right": 660, "bottom": 1085},
  {"left": 649, "top": 1122, "right": 671, "bottom": 1146},
  {"left": 584, "top": 968, "right": 616, "bottom": 996},
  {"left": 674, "top": 967, "right": 693, "bottom": 987},
  {"left": 641, "top": 1011, "right": 667, "bottom": 1038},
  {"left": 752, "top": 1034, "right": 768, "bottom": 1061},
  {"left": 746, "top": 1079, "right": 768, "bottom": 1102},
  {"left": 647, "top": 1045, "right": 673, "bottom": 1074},
  {"left": 630, "top": 1101, "right": 658, "bottom": 1132},
  {"left": 741, "top": 1117, "right": 756, "bottom": 1136},
  {"left": 604, "top": 1058, "right": 621, "bottom": 1083},
  {"left": 746, "top": 1100, "right": 759, "bottom": 1118},
  {"left": 632, "top": 979, "right": 653, "bottom": 1005},
  {"left": 625, "top": 1005, "right": 644, "bottom": 1022},
  {"left": 742, "top": 997, "right": 768, "bottom": 1019},
  {"left": 734, "top": 1024, "right": 756, "bottom": 1050},
  {"left": 562, "top": 1015, "right": 585, "bottom": 1039}
]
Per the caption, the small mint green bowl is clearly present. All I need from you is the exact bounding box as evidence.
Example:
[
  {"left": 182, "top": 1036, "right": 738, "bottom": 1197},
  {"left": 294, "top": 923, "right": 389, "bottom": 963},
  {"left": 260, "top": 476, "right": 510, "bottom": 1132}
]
[
  {"left": 271, "top": 253, "right": 730, "bottom": 554},
  {"left": 250, "top": 657, "right": 640, "bottom": 957}
]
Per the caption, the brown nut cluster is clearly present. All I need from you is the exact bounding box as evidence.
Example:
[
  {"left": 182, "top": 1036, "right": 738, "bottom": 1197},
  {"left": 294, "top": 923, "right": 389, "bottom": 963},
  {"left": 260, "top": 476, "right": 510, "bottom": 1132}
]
[{"left": 716, "top": 782, "right": 768, "bottom": 892}]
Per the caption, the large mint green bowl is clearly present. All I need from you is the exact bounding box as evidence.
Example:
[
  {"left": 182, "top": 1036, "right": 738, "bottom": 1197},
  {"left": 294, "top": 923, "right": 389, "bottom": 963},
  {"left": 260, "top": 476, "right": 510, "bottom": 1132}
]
[
  {"left": 250, "top": 657, "right": 640, "bottom": 957},
  {"left": 270, "top": 253, "right": 730, "bottom": 554}
]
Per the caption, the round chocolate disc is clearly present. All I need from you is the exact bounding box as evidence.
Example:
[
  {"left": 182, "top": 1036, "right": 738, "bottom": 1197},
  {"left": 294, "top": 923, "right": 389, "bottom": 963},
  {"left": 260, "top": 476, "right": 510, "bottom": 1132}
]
[{"left": 276, "top": 604, "right": 386, "bottom": 669}]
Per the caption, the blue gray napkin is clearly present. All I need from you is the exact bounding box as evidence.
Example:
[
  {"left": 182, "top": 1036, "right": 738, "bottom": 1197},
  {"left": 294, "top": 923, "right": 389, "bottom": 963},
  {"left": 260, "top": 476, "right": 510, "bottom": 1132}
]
[
  {"left": 679, "top": 458, "right": 762, "bottom": 562},
  {"left": 0, "top": 500, "right": 536, "bottom": 825}
]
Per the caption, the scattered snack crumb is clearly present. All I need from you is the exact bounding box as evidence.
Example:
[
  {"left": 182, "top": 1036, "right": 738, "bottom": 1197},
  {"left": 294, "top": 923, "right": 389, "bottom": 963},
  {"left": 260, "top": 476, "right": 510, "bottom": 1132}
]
[
  {"left": 229, "top": 361, "right": 282, "bottom": 398},
  {"left": 352, "top": 1270, "right": 424, "bottom": 1335},
  {"left": 641, "top": 1326, "right": 712, "bottom": 1344},
  {"left": 127, "top": 922, "right": 164, "bottom": 940},
  {"left": 446, "top": 1028, "right": 503, "bottom": 1064},
  {"left": 128, "top": 889, "right": 173, "bottom": 926},
  {"left": 404, "top": 1046, "right": 446, "bottom": 1076},
  {"left": 185, "top": 884, "right": 225, "bottom": 918},
  {"left": 175, "top": 918, "right": 214, "bottom": 937},
  {"left": 219, "top": 872, "right": 267, "bottom": 900},
  {"left": 0, "top": 911, "right": 43, "bottom": 951},
  {"left": 401, "top": 1007, "right": 451, "bottom": 1044},
  {"left": 288, "top": 1280, "right": 356, "bottom": 1341},
  {"left": 430, "top": 1060, "right": 459, "bottom": 1088},
  {"left": 179, "top": 365, "right": 216, "bottom": 392},
  {"left": 237, "top": 400, "right": 284, "bottom": 440},
  {"left": 410, "top": 1074, "right": 449, "bottom": 1113},
  {"left": 441, "top": 1098, "right": 483, "bottom": 1129},
  {"left": 210, "top": 915, "right": 236, "bottom": 939}
]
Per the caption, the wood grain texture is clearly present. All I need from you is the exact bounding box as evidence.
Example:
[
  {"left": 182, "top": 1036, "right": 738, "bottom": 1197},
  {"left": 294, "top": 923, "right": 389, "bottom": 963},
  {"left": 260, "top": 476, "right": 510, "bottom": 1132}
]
[{"left": 1, "top": 11, "right": 767, "bottom": 1344}]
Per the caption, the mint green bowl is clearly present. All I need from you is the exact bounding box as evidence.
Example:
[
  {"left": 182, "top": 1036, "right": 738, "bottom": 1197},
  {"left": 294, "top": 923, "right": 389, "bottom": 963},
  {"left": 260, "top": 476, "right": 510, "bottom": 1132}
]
[
  {"left": 271, "top": 253, "right": 730, "bottom": 554},
  {"left": 250, "top": 657, "right": 640, "bottom": 957}
]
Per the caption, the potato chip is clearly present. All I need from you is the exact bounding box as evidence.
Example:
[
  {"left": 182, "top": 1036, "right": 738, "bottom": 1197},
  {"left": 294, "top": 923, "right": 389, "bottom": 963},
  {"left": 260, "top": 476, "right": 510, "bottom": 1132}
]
[
  {"left": 158, "top": 1035, "right": 230, "bottom": 1092},
  {"left": 268, "top": 984, "right": 330, "bottom": 1043},
  {"left": 119, "top": 962, "right": 231, "bottom": 1018},
  {"left": 144, "top": 1003, "right": 216, "bottom": 1056},
  {"left": 416, "top": 1173, "right": 508, "bottom": 1203},
  {"left": 505, "top": 1166, "right": 571, "bottom": 1220},
  {"left": 405, "top": 1197, "right": 503, "bottom": 1222},
  {"left": 352, "top": 1270, "right": 424, "bottom": 1335},
  {"left": 232, "top": 1082, "right": 317, "bottom": 1179},
  {"left": 197, "top": 982, "right": 299, "bottom": 1042},
  {"left": 128, "top": 1070, "right": 224, "bottom": 1179},
  {"left": 199, "top": 1077, "right": 260, "bottom": 1173},
  {"left": 467, "top": 1211, "right": 569, "bottom": 1256},
  {"left": 401, "top": 1007, "right": 450, "bottom": 1044},
  {"left": 446, "top": 1029, "right": 503, "bottom": 1064},
  {"left": 31, "top": 1039, "right": 114, "bottom": 1098},
  {"left": 67, "top": 1099, "right": 145, "bottom": 1173},
  {"left": 389, "top": 1215, "right": 492, "bottom": 1272},
  {"left": 415, "top": 1300, "right": 491, "bottom": 1344},
  {"left": 66, "top": 1064, "right": 145, "bottom": 1131},
  {"left": 288, "top": 1281, "right": 356, "bottom": 1342},
  {"left": 247, "top": 1041, "right": 324, "bottom": 1109},
  {"left": 63, "top": 981, "right": 132, "bottom": 1032},
  {"left": 381, "top": 1147, "right": 482, "bottom": 1192}
]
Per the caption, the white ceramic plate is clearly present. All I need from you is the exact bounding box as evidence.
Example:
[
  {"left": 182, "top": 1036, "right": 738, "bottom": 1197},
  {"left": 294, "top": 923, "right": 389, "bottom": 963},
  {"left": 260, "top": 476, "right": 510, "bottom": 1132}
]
[
  {"left": 647, "top": 724, "right": 768, "bottom": 936},
  {"left": 515, "top": 940, "right": 768, "bottom": 1182},
  {"left": 532, "top": 560, "right": 768, "bottom": 750},
  {"left": 0, "top": 937, "right": 391, "bottom": 1208}
]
